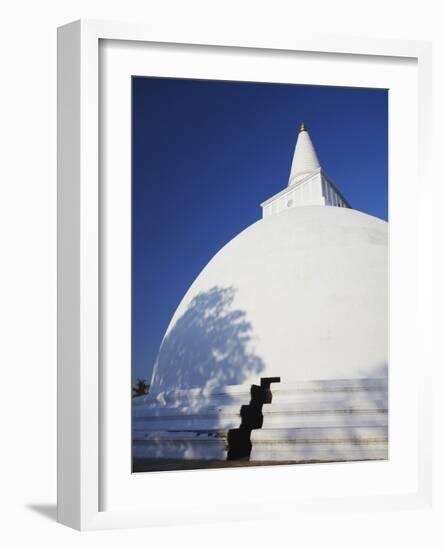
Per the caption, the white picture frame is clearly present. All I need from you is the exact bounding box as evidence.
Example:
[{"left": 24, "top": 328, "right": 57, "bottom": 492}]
[{"left": 57, "top": 19, "right": 434, "bottom": 531}]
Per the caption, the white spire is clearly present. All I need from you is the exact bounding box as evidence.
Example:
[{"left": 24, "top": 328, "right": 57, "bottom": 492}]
[
  {"left": 288, "top": 123, "right": 320, "bottom": 187},
  {"left": 260, "top": 121, "right": 350, "bottom": 218}
]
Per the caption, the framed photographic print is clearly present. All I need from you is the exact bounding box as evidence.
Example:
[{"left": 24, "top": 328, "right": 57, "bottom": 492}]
[{"left": 57, "top": 20, "right": 433, "bottom": 530}]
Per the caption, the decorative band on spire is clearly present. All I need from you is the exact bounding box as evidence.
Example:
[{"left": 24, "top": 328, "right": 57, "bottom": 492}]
[{"left": 299, "top": 122, "right": 307, "bottom": 133}]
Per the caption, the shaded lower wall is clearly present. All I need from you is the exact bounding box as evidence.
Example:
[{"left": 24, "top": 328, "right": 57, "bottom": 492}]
[{"left": 132, "top": 376, "right": 388, "bottom": 464}]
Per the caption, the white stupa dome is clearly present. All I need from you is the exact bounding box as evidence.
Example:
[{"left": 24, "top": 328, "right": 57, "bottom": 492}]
[{"left": 150, "top": 205, "right": 388, "bottom": 394}]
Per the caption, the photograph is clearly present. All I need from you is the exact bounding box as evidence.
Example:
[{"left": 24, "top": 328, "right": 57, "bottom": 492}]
[{"left": 131, "top": 76, "right": 389, "bottom": 473}]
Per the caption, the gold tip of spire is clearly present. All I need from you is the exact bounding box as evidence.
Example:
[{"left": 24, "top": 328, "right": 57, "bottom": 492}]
[{"left": 299, "top": 122, "right": 307, "bottom": 132}]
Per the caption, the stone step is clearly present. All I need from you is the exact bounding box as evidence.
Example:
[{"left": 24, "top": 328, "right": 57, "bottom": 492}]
[
  {"left": 133, "top": 393, "right": 386, "bottom": 418},
  {"left": 133, "top": 410, "right": 387, "bottom": 432},
  {"left": 251, "top": 426, "right": 388, "bottom": 443},
  {"left": 133, "top": 429, "right": 230, "bottom": 440},
  {"left": 263, "top": 397, "right": 387, "bottom": 412},
  {"left": 134, "top": 425, "right": 388, "bottom": 442},
  {"left": 270, "top": 390, "right": 387, "bottom": 406},
  {"left": 261, "top": 411, "right": 387, "bottom": 429},
  {"left": 250, "top": 441, "right": 388, "bottom": 462},
  {"left": 133, "top": 383, "right": 254, "bottom": 408},
  {"left": 133, "top": 432, "right": 228, "bottom": 460},
  {"left": 133, "top": 413, "right": 240, "bottom": 431},
  {"left": 133, "top": 404, "right": 244, "bottom": 419},
  {"left": 133, "top": 378, "right": 387, "bottom": 409},
  {"left": 270, "top": 378, "right": 387, "bottom": 393}
]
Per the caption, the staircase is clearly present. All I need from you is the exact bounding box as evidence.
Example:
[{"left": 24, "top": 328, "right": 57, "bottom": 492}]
[
  {"left": 250, "top": 378, "right": 388, "bottom": 462},
  {"left": 133, "top": 377, "right": 388, "bottom": 463},
  {"left": 133, "top": 384, "right": 251, "bottom": 460}
]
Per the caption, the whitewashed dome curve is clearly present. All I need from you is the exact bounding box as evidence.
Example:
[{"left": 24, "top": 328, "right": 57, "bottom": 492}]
[{"left": 150, "top": 206, "right": 388, "bottom": 394}]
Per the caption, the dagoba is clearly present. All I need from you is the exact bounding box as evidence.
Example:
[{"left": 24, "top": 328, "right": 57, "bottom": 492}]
[{"left": 133, "top": 123, "right": 388, "bottom": 465}]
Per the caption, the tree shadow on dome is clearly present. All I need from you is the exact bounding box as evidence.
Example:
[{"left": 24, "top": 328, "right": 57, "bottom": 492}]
[{"left": 151, "top": 286, "right": 265, "bottom": 393}]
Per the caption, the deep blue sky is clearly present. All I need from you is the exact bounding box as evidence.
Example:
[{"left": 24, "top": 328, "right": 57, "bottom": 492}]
[{"left": 132, "top": 77, "right": 388, "bottom": 384}]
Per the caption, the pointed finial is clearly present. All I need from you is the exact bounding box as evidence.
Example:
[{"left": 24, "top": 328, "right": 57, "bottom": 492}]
[{"left": 299, "top": 122, "right": 307, "bottom": 132}]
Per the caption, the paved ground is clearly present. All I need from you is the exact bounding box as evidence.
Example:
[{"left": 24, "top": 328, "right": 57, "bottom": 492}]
[{"left": 132, "top": 458, "right": 334, "bottom": 473}]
